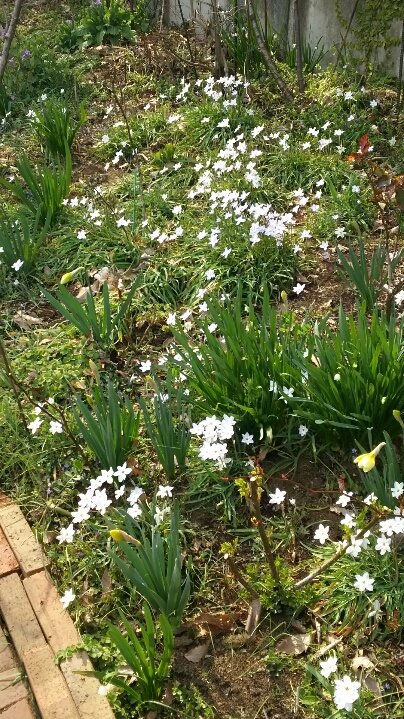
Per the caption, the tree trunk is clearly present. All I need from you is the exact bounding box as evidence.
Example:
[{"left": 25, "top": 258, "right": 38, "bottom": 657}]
[
  {"left": 295, "top": 0, "right": 304, "bottom": 93},
  {"left": 0, "top": 0, "right": 25, "bottom": 87},
  {"left": 247, "top": 0, "right": 293, "bottom": 102}
]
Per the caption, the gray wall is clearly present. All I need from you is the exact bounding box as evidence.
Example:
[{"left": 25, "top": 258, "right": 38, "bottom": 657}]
[{"left": 165, "top": 0, "right": 403, "bottom": 76}]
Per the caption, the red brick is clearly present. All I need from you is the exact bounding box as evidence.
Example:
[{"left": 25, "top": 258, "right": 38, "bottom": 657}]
[
  {"left": 0, "top": 697, "right": 36, "bottom": 718},
  {"left": 60, "top": 652, "right": 116, "bottom": 719},
  {"left": 0, "top": 505, "right": 48, "bottom": 577},
  {"left": 0, "top": 626, "right": 15, "bottom": 674},
  {"left": 23, "top": 573, "right": 79, "bottom": 654},
  {"left": 0, "top": 574, "right": 45, "bottom": 659},
  {"left": 0, "top": 668, "right": 28, "bottom": 711},
  {"left": 23, "top": 645, "right": 80, "bottom": 719},
  {"left": 0, "top": 528, "right": 19, "bottom": 579}
]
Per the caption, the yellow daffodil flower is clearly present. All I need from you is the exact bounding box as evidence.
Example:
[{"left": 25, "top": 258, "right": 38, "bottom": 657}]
[{"left": 353, "top": 442, "right": 386, "bottom": 472}]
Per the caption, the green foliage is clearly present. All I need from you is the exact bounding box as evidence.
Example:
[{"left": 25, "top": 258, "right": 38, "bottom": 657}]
[
  {"left": 138, "top": 372, "right": 191, "bottom": 481},
  {"left": 94, "top": 605, "right": 173, "bottom": 707},
  {"left": 357, "top": 432, "right": 402, "bottom": 509},
  {"left": 313, "top": 542, "right": 404, "bottom": 639},
  {"left": 335, "top": 238, "right": 400, "bottom": 311},
  {"left": 336, "top": 0, "right": 402, "bottom": 71},
  {"left": 0, "top": 209, "right": 51, "bottom": 274},
  {"left": 41, "top": 275, "right": 142, "bottom": 349},
  {"left": 108, "top": 500, "right": 190, "bottom": 627},
  {"left": 30, "top": 97, "right": 86, "bottom": 159},
  {"left": 171, "top": 289, "right": 303, "bottom": 436},
  {"left": 71, "top": 378, "right": 140, "bottom": 470},
  {"left": 290, "top": 305, "right": 404, "bottom": 448},
  {"left": 62, "top": 0, "right": 134, "bottom": 51},
  {"left": 0, "top": 148, "right": 72, "bottom": 226}
]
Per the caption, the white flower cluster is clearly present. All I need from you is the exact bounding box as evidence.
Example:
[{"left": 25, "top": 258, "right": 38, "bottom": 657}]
[
  {"left": 319, "top": 655, "right": 361, "bottom": 712},
  {"left": 27, "top": 400, "right": 63, "bottom": 436},
  {"left": 190, "top": 415, "right": 236, "bottom": 469},
  {"left": 56, "top": 460, "right": 174, "bottom": 544}
]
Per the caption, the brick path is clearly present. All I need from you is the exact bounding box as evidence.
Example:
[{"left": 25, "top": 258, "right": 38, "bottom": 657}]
[{"left": 0, "top": 497, "right": 115, "bottom": 719}]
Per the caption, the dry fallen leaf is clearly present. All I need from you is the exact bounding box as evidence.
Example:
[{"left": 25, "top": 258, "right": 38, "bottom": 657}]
[
  {"left": 184, "top": 641, "right": 210, "bottom": 663},
  {"left": 13, "top": 312, "right": 43, "bottom": 331},
  {"left": 101, "top": 569, "right": 112, "bottom": 595},
  {"left": 362, "top": 676, "right": 382, "bottom": 697},
  {"left": 351, "top": 656, "right": 375, "bottom": 672},
  {"left": 245, "top": 598, "right": 262, "bottom": 638},
  {"left": 275, "top": 633, "right": 312, "bottom": 655},
  {"left": 183, "top": 612, "right": 239, "bottom": 636}
]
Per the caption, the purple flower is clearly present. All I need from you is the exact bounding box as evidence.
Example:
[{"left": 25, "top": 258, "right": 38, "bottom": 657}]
[
  {"left": 91, "top": 0, "right": 102, "bottom": 5},
  {"left": 0, "top": 28, "right": 7, "bottom": 39},
  {"left": 66, "top": 19, "right": 73, "bottom": 25},
  {"left": 21, "top": 50, "right": 31, "bottom": 61},
  {"left": 8, "top": 57, "right": 15, "bottom": 65},
  {"left": 11, "top": 95, "right": 15, "bottom": 100}
]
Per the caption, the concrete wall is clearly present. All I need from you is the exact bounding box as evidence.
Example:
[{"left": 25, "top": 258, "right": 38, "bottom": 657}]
[{"left": 165, "top": 0, "right": 403, "bottom": 76}]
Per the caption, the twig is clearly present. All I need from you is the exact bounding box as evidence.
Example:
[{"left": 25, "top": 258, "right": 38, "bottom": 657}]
[
  {"left": 224, "top": 553, "right": 259, "bottom": 599},
  {"left": 294, "top": 0, "right": 304, "bottom": 93},
  {"left": 176, "top": 0, "right": 198, "bottom": 80},
  {"left": 0, "top": 340, "right": 29, "bottom": 433},
  {"left": 294, "top": 511, "right": 383, "bottom": 589},
  {"left": 334, "top": 0, "right": 361, "bottom": 69},
  {"left": 246, "top": 0, "right": 293, "bottom": 102},
  {"left": 249, "top": 478, "right": 280, "bottom": 584}
]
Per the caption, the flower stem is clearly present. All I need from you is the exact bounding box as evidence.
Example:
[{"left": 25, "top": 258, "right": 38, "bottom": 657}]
[{"left": 249, "top": 478, "right": 280, "bottom": 585}]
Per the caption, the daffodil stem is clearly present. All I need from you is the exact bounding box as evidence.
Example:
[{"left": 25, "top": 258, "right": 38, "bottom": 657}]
[
  {"left": 249, "top": 478, "right": 280, "bottom": 585},
  {"left": 294, "top": 511, "right": 383, "bottom": 589}
]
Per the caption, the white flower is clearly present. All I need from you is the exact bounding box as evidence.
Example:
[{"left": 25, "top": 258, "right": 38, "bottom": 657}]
[
  {"left": 140, "top": 360, "right": 152, "bottom": 373},
  {"left": 222, "top": 247, "right": 231, "bottom": 258},
  {"left": 314, "top": 524, "right": 330, "bottom": 544},
  {"left": 269, "top": 488, "right": 286, "bottom": 505},
  {"left": 336, "top": 492, "right": 352, "bottom": 507},
  {"left": 319, "top": 655, "right": 338, "bottom": 678},
  {"left": 28, "top": 417, "right": 43, "bottom": 434},
  {"left": 166, "top": 312, "right": 176, "bottom": 326},
  {"left": 60, "top": 588, "right": 76, "bottom": 609},
  {"left": 389, "top": 136, "right": 396, "bottom": 147},
  {"left": 298, "top": 424, "right": 308, "bottom": 437},
  {"left": 241, "top": 432, "right": 254, "bottom": 445},
  {"left": 114, "top": 462, "right": 132, "bottom": 482},
  {"left": 370, "top": 99, "right": 378, "bottom": 108},
  {"left": 77, "top": 230, "right": 87, "bottom": 240},
  {"left": 114, "top": 485, "right": 126, "bottom": 500},
  {"left": 205, "top": 269, "right": 216, "bottom": 281},
  {"left": 346, "top": 538, "right": 362, "bottom": 557},
  {"left": 116, "top": 216, "right": 131, "bottom": 227},
  {"left": 56, "top": 524, "right": 75, "bottom": 543},
  {"left": 98, "top": 468, "right": 114, "bottom": 484},
  {"left": 269, "top": 380, "right": 278, "bottom": 393},
  {"left": 344, "top": 91, "right": 354, "bottom": 100},
  {"left": 293, "top": 283, "right": 305, "bottom": 295},
  {"left": 127, "top": 504, "right": 142, "bottom": 519},
  {"left": 375, "top": 535, "right": 391, "bottom": 555},
  {"left": 11, "top": 259, "right": 23, "bottom": 271},
  {"left": 156, "top": 485, "right": 174, "bottom": 498},
  {"left": 333, "top": 675, "right": 361, "bottom": 712},
  {"left": 353, "top": 571, "right": 374, "bottom": 593},
  {"left": 154, "top": 506, "right": 170, "bottom": 525},
  {"left": 98, "top": 684, "right": 114, "bottom": 696},
  {"left": 128, "top": 487, "right": 144, "bottom": 505},
  {"left": 282, "top": 386, "right": 294, "bottom": 398},
  {"left": 391, "top": 482, "right": 404, "bottom": 499},
  {"left": 101, "top": 134, "right": 109, "bottom": 143},
  {"left": 334, "top": 226, "right": 346, "bottom": 238},
  {"left": 49, "top": 421, "right": 63, "bottom": 435},
  {"left": 351, "top": 185, "right": 360, "bottom": 193}
]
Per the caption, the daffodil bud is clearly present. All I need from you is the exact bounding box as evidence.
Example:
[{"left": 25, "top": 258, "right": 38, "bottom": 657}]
[
  {"left": 109, "top": 529, "right": 140, "bottom": 545},
  {"left": 393, "top": 410, "right": 404, "bottom": 429},
  {"left": 60, "top": 267, "right": 84, "bottom": 285}
]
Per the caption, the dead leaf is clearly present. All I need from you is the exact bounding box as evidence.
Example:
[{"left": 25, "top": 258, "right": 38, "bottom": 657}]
[
  {"left": 276, "top": 633, "right": 312, "bottom": 655},
  {"left": 75, "top": 286, "right": 91, "bottom": 302},
  {"left": 43, "top": 265, "right": 52, "bottom": 276},
  {"left": 351, "top": 656, "right": 375, "bottom": 672},
  {"left": 174, "top": 636, "right": 193, "bottom": 648},
  {"left": 13, "top": 312, "right": 43, "bottom": 331},
  {"left": 71, "top": 380, "right": 87, "bottom": 390},
  {"left": 330, "top": 505, "right": 353, "bottom": 517},
  {"left": 362, "top": 676, "right": 382, "bottom": 697},
  {"left": 101, "top": 569, "right": 112, "bottom": 595},
  {"left": 38, "top": 338, "right": 53, "bottom": 345},
  {"left": 245, "top": 598, "right": 261, "bottom": 638},
  {"left": 182, "top": 612, "right": 240, "bottom": 637},
  {"left": 258, "top": 445, "right": 271, "bottom": 461},
  {"left": 184, "top": 641, "right": 210, "bottom": 663},
  {"left": 290, "top": 619, "right": 307, "bottom": 634},
  {"left": 162, "top": 682, "right": 173, "bottom": 706}
]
